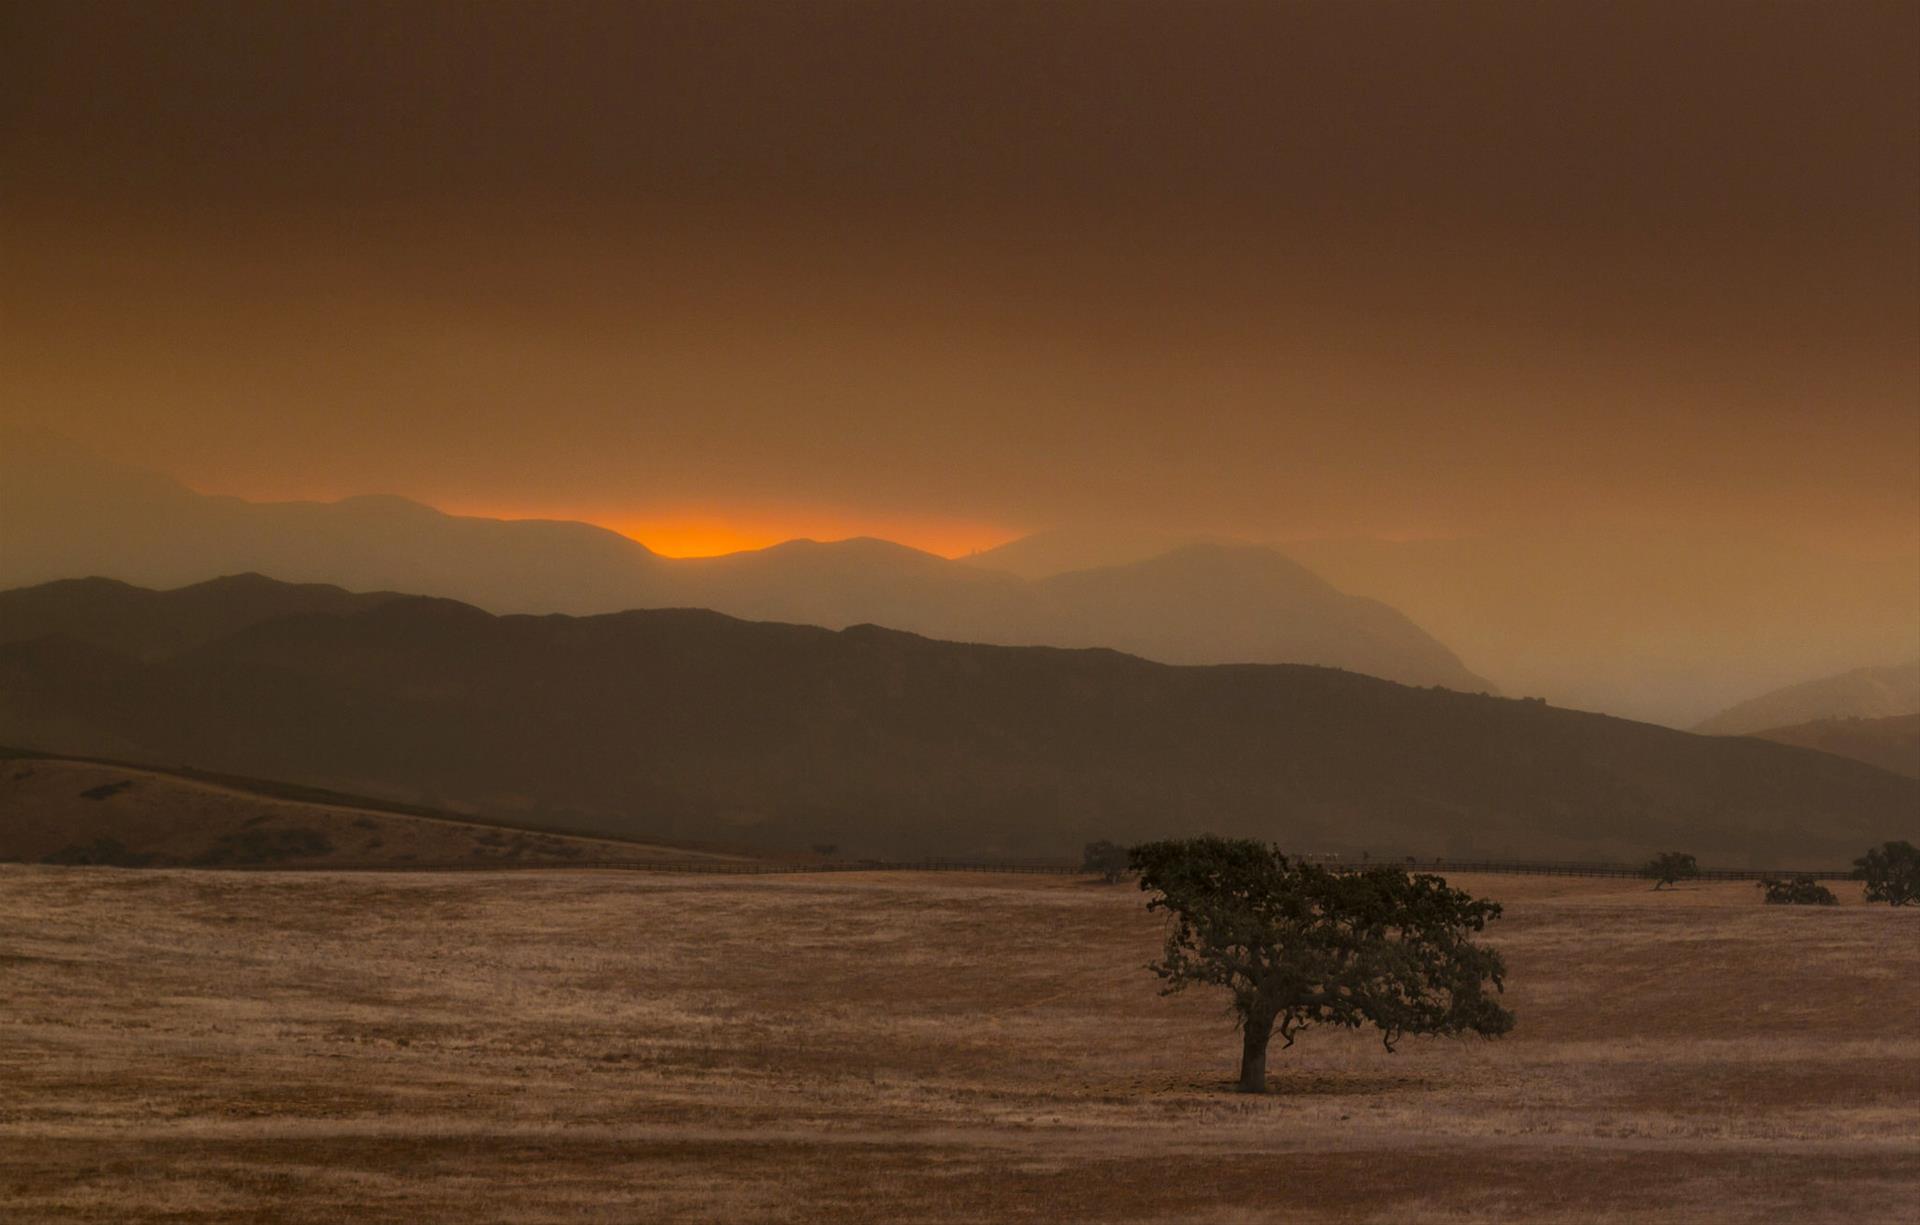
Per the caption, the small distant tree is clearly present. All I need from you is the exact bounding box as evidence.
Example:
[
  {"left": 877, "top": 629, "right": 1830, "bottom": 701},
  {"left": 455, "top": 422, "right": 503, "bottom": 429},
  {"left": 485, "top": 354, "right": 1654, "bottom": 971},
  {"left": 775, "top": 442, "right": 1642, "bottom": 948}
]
[
  {"left": 1130, "top": 837, "right": 1513, "bottom": 1093},
  {"left": 1757, "top": 876, "right": 1837, "bottom": 906},
  {"left": 1081, "top": 839, "right": 1130, "bottom": 884},
  {"left": 1854, "top": 840, "right": 1919, "bottom": 907},
  {"left": 1642, "top": 851, "right": 1700, "bottom": 890}
]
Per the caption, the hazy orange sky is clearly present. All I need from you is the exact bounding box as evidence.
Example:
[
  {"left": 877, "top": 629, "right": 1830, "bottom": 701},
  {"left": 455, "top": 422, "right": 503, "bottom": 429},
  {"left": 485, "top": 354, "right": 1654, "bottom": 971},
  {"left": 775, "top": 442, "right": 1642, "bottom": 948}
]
[{"left": 4, "top": 1, "right": 1917, "bottom": 557}]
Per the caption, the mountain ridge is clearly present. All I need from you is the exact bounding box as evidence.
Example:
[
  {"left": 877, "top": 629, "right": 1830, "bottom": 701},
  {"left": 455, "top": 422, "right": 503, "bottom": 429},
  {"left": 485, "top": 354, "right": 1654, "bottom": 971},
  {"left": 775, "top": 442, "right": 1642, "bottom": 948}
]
[
  {"left": 0, "top": 574, "right": 1911, "bottom": 864},
  {"left": 1696, "top": 663, "right": 1920, "bottom": 736},
  {"left": 1, "top": 433, "right": 1488, "bottom": 691},
  {"left": 1743, "top": 713, "right": 1920, "bottom": 780}
]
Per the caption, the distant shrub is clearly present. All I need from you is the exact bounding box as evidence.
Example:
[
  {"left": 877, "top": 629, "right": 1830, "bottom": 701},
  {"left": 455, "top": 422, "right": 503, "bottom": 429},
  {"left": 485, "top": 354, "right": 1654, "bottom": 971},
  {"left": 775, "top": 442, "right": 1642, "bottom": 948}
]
[
  {"left": 1081, "top": 839, "right": 1131, "bottom": 883},
  {"left": 77, "top": 780, "right": 133, "bottom": 801},
  {"left": 1758, "top": 876, "right": 1837, "bottom": 906},
  {"left": 1853, "top": 840, "right": 1918, "bottom": 907},
  {"left": 810, "top": 843, "right": 840, "bottom": 858},
  {"left": 1641, "top": 851, "right": 1700, "bottom": 890}
]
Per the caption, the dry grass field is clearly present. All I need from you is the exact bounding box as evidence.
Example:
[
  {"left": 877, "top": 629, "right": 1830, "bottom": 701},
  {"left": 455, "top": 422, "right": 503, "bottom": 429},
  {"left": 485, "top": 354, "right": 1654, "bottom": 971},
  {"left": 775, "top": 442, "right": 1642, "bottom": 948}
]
[{"left": 1, "top": 865, "right": 1914, "bottom": 1223}]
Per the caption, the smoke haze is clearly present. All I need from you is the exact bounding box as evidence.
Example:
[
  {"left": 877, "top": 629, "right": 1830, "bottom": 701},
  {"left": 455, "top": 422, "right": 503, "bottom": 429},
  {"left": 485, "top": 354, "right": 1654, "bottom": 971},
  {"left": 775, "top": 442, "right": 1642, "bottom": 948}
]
[{"left": 5, "top": 2, "right": 1915, "bottom": 550}]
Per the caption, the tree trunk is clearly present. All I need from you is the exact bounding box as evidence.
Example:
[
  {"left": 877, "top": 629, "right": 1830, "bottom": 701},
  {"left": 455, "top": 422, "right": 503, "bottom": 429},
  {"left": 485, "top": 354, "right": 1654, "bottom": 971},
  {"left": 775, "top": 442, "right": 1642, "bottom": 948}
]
[{"left": 1237, "top": 1014, "right": 1274, "bottom": 1093}]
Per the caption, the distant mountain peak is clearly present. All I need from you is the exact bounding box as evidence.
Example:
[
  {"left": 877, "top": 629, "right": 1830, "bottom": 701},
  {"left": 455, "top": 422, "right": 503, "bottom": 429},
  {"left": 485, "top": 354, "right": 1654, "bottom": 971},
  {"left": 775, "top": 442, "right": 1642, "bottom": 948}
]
[
  {"left": 3, "top": 437, "right": 1479, "bottom": 689},
  {"left": 329, "top": 492, "right": 448, "bottom": 517},
  {"left": 1696, "top": 662, "right": 1920, "bottom": 735},
  {"left": 965, "top": 525, "right": 1239, "bottom": 579}
]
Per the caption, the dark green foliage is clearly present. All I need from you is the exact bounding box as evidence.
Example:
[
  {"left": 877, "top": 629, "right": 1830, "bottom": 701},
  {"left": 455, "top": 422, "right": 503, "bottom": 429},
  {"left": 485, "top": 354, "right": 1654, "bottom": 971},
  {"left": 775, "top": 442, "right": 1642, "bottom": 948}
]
[
  {"left": 1757, "top": 876, "right": 1837, "bottom": 906},
  {"left": 1641, "top": 851, "right": 1700, "bottom": 889},
  {"left": 41, "top": 837, "right": 156, "bottom": 867},
  {"left": 1853, "top": 840, "right": 1919, "bottom": 906},
  {"left": 1081, "top": 839, "right": 1130, "bottom": 883},
  {"left": 1129, "top": 836, "right": 1513, "bottom": 1093}
]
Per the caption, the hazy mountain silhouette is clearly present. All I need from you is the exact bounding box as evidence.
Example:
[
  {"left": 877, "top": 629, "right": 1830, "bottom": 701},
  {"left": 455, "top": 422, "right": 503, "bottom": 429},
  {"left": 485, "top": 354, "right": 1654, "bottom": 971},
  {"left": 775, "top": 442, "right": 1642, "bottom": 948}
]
[
  {"left": 970, "top": 525, "right": 1920, "bottom": 727},
  {"left": 0, "top": 576, "right": 1910, "bottom": 863},
  {"left": 1741, "top": 714, "right": 1920, "bottom": 780},
  {"left": 1026, "top": 545, "right": 1462, "bottom": 669},
  {"left": 0, "top": 574, "right": 403, "bottom": 661},
  {"left": 1285, "top": 532, "right": 1919, "bottom": 727},
  {"left": 965, "top": 526, "right": 1227, "bottom": 580},
  {"left": 1695, "top": 663, "right": 1920, "bottom": 736},
  {"left": 0, "top": 430, "right": 1487, "bottom": 690}
]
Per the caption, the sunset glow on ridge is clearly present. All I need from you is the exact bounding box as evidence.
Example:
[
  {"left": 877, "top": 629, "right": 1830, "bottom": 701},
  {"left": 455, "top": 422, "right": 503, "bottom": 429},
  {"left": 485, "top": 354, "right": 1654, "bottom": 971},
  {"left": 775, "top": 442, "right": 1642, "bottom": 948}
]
[{"left": 438, "top": 502, "right": 1021, "bottom": 559}]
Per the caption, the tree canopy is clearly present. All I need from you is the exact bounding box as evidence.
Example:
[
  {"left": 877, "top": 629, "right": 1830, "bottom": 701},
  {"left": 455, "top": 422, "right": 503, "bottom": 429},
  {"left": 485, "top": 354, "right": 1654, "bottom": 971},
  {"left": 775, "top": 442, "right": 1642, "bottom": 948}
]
[
  {"left": 1130, "top": 836, "right": 1513, "bottom": 1093},
  {"left": 1081, "top": 839, "right": 1130, "bottom": 884},
  {"left": 1854, "top": 840, "right": 1918, "bottom": 906},
  {"left": 1641, "top": 851, "right": 1701, "bottom": 889}
]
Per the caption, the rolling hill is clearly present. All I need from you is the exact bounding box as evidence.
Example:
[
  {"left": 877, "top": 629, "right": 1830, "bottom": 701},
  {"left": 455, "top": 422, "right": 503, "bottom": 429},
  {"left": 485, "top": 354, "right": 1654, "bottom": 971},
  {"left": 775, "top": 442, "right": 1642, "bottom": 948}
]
[
  {"left": 0, "top": 575, "right": 1910, "bottom": 864},
  {"left": 1742, "top": 713, "right": 1920, "bottom": 779},
  {"left": 1695, "top": 662, "right": 1920, "bottom": 735},
  {"left": 0, "top": 748, "right": 753, "bottom": 869},
  {"left": 0, "top": 430, "right": 1485, "bottom": 690},
  {"left": 0, "top": 573, "right": 402, "bottom": 660}
]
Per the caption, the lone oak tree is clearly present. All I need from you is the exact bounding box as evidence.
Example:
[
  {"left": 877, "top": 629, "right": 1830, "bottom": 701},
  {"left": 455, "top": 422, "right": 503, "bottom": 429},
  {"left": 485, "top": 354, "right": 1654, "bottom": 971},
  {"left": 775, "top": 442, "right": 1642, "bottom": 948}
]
[{"left": 1130, "top": 837, "right": 1514, "bottom": 1093}]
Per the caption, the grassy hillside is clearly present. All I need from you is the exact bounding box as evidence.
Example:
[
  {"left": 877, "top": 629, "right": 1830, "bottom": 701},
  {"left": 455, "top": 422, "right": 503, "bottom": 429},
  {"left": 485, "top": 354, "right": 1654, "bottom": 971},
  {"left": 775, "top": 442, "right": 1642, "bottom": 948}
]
[
  {"left": 3, "top": 866, "right": 1914, "bottom": 1222},
  {"left": 0, "top": 751, "right": 755, "bottom": 869},
  {"left": 1, "top": 577, "right": 1913, "bottom": 863}
]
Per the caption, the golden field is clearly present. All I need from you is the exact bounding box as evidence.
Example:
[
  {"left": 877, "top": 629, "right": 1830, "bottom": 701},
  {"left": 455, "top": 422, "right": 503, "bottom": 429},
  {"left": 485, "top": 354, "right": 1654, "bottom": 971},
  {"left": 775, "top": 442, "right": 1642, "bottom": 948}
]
[{"left": 1, "top": 865, "right": 1914, "bottom": 1223}]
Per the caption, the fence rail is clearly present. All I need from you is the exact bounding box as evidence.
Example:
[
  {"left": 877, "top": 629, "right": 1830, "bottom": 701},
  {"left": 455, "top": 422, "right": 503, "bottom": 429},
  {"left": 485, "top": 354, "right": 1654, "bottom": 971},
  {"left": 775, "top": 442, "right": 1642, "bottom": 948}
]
[
  {"left": 212, "top": 855, "right": 1861, "bottom": 881},
  {"left": 1341, "top": 858, "right": 1859, "bottom": 882}
]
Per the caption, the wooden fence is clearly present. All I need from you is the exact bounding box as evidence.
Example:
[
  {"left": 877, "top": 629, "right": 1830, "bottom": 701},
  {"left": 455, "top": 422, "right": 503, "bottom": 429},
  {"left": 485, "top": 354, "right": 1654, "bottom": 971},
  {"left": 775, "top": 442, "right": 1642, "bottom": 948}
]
[{"left": 223, "top": 855, "right": 1861, "bottom": 881}]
